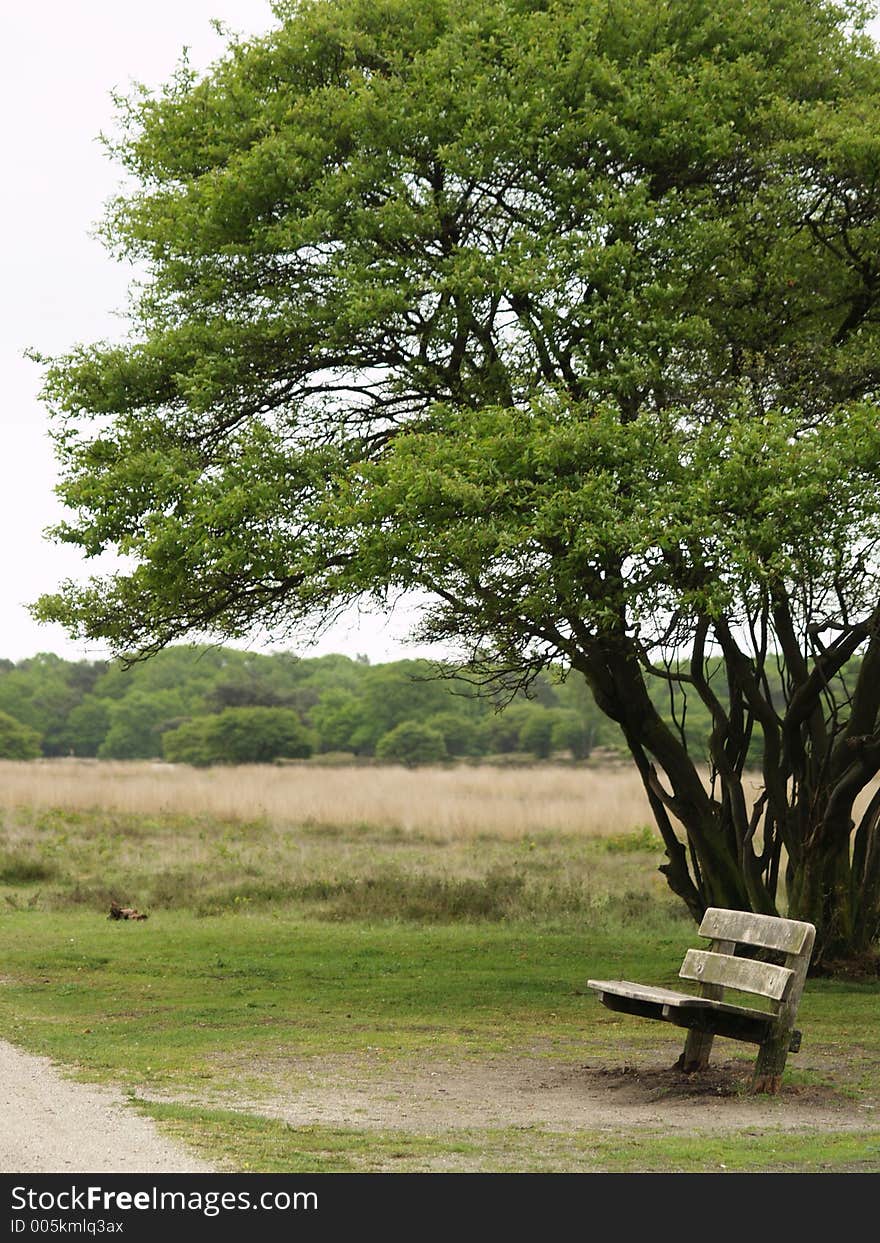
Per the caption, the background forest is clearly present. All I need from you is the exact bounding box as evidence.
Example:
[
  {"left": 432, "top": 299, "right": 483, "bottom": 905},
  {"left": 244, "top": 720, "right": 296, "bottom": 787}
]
[{"left": 0, "top": 646, "right": 792, "bottom": 766}]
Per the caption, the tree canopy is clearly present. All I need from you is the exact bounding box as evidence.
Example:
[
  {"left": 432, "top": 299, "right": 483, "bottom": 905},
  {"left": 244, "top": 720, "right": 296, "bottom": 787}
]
[{"left": 33, "top": 0, "right": 880, "bottom": 963}]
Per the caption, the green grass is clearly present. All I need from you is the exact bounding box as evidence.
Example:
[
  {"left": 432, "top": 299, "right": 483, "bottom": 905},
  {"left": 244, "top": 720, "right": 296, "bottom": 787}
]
[
  {"left": 0, "top": 909, "right": 692, "bottom": 1083},
  {"left": 1, "top": 804, "right": 879, "bottom": 1171},
  {"left": 136, "top": 1103, "right": 880, "bottom": 1173}
]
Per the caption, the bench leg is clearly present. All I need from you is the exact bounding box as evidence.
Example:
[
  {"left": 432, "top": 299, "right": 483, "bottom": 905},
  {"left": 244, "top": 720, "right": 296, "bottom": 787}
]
[
  {"left": 751, "top": 931, "right": 814, "bottom": 1094},
  {"left": 676, "top": 1028, "right": 715, "bottom": 1072},
  {"left": 751, "top": 1027, "right": 791, "bottom": 1094}
]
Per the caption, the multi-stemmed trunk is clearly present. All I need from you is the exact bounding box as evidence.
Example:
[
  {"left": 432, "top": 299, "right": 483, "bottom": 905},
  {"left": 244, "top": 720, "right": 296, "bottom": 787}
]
[{"left": 568, "top": 604, "right": 880, "bottom": 970}]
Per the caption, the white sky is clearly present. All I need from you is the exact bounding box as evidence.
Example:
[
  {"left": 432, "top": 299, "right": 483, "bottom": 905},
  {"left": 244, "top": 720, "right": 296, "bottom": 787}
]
[
  {"left": 1, "top": 0, "right": 449, "bottom": 664},
  {"left": 3, "top": 3, "right": 879, "bottom": 665}
]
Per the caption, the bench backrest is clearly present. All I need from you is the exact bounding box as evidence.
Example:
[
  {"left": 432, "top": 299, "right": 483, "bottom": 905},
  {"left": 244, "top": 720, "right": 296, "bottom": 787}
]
[{"left": 679, "top": 908, "right": 816, "bottom": 1015}]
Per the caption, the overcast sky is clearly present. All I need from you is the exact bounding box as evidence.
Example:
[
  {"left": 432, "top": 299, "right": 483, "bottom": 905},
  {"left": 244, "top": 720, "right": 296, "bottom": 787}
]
[
  {"left": 4, "top": 4, "right": 879, "bottom": 665},
  {"left": 2, "top": 0, "right": 452, "bottom": 665}
]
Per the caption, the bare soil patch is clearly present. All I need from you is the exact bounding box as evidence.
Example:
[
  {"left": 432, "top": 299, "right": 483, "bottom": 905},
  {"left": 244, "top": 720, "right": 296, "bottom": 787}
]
[
  {"left": 140, "top": 1051, "right": 880, "bottom": 1137},
  {"left": 6, "top": 1039, "right": 878, "bottom": 1173}
]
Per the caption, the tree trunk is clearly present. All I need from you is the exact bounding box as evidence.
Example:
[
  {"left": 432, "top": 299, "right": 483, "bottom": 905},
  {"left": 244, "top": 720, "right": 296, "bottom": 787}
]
[
  {"left": 571, "top": 612, "right": 880, "bottom": 969},
  {"left": 786, "top": 840, "right": 876, "bottom": 965}
]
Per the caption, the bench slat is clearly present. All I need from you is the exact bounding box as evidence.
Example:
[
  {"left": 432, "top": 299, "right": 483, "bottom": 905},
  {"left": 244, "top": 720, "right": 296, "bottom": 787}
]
[
  {"left": 699, "top": 908, "right": 813, "bottom": 954},
  {"left": 587, "top": 980, "right": 695, "bottom": 1006},
  {"left": 586, "top": 979, "right": 773, "bottom": 1023},
  {"left": 680, "top": 949, "right": 793, "bottom": 1000}
]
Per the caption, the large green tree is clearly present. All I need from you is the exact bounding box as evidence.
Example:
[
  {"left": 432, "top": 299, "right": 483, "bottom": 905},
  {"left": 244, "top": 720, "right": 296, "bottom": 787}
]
[{"left": 33, "top": 0, "right": 880, "bottom": 965}]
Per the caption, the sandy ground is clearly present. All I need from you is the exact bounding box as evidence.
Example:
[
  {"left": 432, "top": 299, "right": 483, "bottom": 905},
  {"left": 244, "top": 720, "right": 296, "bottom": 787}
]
[
  {"left": 0, "top": 1040, "right": 214, "bottom": 1174},
  {"left": 3, "top": 1039, "right": 879, "bottom": 1172},
  {"left": 160, "top": 1050, "right": 880, "bottom": 1135}
]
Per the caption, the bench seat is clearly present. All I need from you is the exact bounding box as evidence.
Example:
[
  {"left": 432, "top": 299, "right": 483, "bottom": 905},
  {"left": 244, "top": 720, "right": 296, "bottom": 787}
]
[
  {"left": 587, "top": 978, "right": 779, "bottom": 1045},
  {"left": 587, "top": 979, "right": 773, "bottom": 1022}
]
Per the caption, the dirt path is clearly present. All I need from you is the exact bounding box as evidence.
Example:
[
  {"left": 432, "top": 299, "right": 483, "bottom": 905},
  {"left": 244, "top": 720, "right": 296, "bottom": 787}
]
[
  {"left": 142, "top": 1047, "right": 880, "bottom": 1138},
  {"left": 3, "top": 1039, "right": 879, "bottom": 1173},
  {"left": 0, "top": 1040, "right": 214, "bottom": 1174},
  {"left": 195, "top": 1055, "right": 877, "bottom": 1134}
]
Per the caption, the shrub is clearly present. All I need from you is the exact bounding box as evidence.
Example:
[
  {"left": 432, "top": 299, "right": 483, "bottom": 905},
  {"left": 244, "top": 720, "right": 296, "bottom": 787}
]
[
  {"left": 424, "top": 711, "right": 486, "bottom": 757},
  {"left": 163, "top": 707, "right": 314, "bottom": 765},
  {"left": 375, "top": 720, "right": 448, "bottom": 766},
  {"left": 518, "top": 711, "right": 555, "bottom": 759},
  {"left": 0, "top": 710, "right": 42, "bottom": 759},
  {"left": 484, "top": 704, "right": 546, "bottom": 753},
  {"left": 0, "top": 851, "right": 56, "bottom": 883},
  {"left": 549, "top": 710, "right": 594, "bottom": 760}
]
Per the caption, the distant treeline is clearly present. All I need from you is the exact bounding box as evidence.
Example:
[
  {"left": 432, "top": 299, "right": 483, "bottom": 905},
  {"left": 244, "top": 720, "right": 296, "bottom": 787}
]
[
  {"left": 0, "top": 646, "right": 798, "bottom": 766},
  {"left": 0, "top": 648, "right": 611, "bottom": 765}
]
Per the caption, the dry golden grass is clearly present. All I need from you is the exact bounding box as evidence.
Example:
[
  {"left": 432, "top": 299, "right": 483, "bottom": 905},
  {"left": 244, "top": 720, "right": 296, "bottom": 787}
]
[
  {"left": 0, "top": 758, "right": 656, "bottom": 840},
  {"left": 0, "top": 759, "right": 677, "bottom": 923},
  {"left": 3, "top": 759, "right": 875, "bottom": 843},
  {"left": 8, "top": 759, "right": 874, "bottom": 924}
]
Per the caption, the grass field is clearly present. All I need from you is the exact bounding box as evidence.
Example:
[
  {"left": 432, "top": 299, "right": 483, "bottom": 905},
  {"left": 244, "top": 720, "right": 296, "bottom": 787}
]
[{"left": 0, "top": 759, "right": 878, "bottom": 1173}]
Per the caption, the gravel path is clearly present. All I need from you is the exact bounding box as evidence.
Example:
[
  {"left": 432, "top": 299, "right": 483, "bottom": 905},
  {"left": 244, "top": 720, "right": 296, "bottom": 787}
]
[{"left": 0, "top": 1040, "right": 214, "bottom": 1174}]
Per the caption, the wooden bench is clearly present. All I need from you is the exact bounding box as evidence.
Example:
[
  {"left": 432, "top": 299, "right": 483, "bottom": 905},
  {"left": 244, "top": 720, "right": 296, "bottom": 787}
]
[{"left": 587, "top": 908, "right": 816, "bottom": 1093}]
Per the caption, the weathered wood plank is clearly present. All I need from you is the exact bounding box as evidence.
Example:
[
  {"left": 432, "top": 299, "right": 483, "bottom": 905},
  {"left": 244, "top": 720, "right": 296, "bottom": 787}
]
[
  {"left": 586, "top": 980, "right": 691, "bottom": 1005},
  {"left": 679, "top": 949, "right": 793, "bottom": 1000},
  {"left": 587, "top": 979, "right": 772, "bottom": 1021},
  {"left": 592, "top": 991, "right": 676, "bottom": 1022},
  {"left": 698, "top": 908, "right": 813, "bottom": 954}
]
